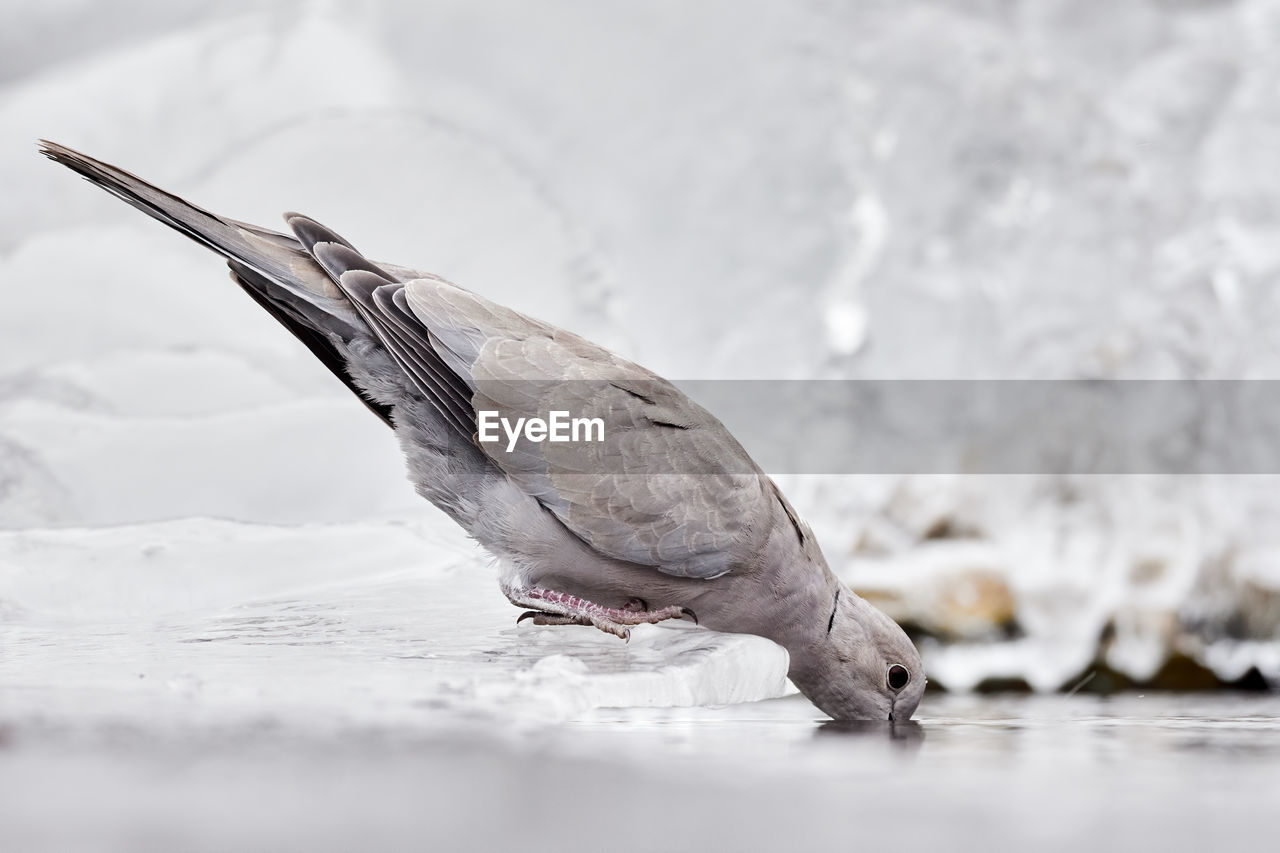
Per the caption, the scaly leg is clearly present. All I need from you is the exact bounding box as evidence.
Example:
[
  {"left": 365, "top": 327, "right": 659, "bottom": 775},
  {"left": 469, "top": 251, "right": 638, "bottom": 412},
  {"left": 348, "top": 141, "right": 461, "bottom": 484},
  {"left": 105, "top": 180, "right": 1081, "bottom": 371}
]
[{"left": 503, "top": 584, "right": 696, "bottom": 641}]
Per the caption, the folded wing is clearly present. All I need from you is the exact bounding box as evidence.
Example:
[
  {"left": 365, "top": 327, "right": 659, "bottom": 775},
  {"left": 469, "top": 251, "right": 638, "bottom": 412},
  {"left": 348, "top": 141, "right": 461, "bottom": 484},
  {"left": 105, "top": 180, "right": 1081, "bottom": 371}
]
[{"left": 288, "top": 215, "right": 773, "bottom": 580}]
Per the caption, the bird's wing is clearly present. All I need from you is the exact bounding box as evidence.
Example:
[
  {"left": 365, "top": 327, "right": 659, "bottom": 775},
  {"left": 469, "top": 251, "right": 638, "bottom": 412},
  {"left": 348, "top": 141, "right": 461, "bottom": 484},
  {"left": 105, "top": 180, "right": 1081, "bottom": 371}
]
[
  {"left": 285, "top": 213, "right": 774, "bottom": 579},
  {"left": 406, "top": 277, "right": 776, "bottom": 579}
]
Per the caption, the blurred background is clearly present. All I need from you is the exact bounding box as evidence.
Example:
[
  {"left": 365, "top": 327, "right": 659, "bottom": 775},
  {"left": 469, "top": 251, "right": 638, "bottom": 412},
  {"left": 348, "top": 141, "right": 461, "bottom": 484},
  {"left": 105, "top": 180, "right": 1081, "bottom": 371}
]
[{"left": 4, "top": 0, "right": 1280, "bottom": 704}]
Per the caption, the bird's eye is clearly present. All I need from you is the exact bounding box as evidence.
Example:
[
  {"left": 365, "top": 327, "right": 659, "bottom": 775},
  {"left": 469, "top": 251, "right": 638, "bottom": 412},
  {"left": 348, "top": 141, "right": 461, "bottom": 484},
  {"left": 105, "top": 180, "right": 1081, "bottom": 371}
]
[{"left": 887, "top": 663, "right": 910, "bottom": 691}]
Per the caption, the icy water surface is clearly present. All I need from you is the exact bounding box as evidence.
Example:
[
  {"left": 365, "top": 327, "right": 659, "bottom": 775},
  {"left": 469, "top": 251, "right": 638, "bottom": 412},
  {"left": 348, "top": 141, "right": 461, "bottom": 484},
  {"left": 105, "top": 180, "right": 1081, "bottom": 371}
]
[
  {"left": 2, "top": 519, "right": 1278, "bottom": 851},
  {"left": 1, "top": 692, "right": 1277, "bottom": 852},
  {"left": 2, "top": 521, "right": 1277, "bottom": 852},
  {"left": 2, "top": 517, "right": 1277, "bottom": 853}
]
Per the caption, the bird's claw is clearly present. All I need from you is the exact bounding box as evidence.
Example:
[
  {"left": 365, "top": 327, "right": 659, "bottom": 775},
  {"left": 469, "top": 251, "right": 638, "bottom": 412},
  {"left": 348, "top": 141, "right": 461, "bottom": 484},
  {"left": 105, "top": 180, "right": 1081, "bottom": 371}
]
[
  {"left": 505, "top": 585, "right": 696, "bottom": 642},
  {"left": 518, "top": 609, "right": 631, "bottom": 640},
  {"left": 517, "top": 610, "right": 590, "bottom": 628}
]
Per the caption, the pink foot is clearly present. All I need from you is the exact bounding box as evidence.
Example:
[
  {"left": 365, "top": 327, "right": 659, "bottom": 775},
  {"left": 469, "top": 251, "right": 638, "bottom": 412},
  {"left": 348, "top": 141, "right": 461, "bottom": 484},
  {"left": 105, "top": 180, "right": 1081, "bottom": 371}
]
[{"left": 506, "top": 586, "right": 696, "bottom": 640}]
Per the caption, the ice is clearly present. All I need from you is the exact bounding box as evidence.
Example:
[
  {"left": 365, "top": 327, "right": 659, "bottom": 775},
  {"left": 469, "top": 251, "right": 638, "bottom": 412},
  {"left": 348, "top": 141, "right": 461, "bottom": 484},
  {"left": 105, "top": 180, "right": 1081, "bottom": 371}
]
[
  {"left": 0, "top": 517, "right": 792, "bottom": 726},
  {"left": 4, "top": 692, "right": 1280, "bottom": 853}
]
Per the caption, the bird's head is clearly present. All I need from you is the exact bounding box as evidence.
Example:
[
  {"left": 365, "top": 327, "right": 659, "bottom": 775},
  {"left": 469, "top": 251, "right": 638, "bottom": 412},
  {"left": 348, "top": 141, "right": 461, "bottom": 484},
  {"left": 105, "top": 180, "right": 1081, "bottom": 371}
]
[{"left": 792, "top": 589, "right": 925, "bottom": 722}]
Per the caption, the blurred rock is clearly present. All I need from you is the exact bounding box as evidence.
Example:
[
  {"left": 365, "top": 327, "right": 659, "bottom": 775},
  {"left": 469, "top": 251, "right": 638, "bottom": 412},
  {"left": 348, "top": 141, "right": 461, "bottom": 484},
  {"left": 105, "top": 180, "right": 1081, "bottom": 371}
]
[{"left": 842, "top": 541, "right": 1017, "bottom": 641}]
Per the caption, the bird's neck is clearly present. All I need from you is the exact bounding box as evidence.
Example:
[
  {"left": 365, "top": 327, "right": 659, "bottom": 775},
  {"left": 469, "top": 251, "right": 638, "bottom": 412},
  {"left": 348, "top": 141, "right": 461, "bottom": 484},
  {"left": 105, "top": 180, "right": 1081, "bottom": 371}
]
[
  {"left": 749, "top": 519, "right": 843, "bottom": 671},
  {"left": 783, "top": 591, "right": 861, "bottom": 709}
]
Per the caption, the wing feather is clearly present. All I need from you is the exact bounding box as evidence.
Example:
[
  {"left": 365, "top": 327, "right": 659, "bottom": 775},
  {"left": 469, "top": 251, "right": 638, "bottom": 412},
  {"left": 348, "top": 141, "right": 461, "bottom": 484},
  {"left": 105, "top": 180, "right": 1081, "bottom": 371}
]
[
  {"left": 285, "top": 217, "right": 775, "bottom": 580},
  {"left": 402, "top": 279, "right": 774, "bottom": 579}
]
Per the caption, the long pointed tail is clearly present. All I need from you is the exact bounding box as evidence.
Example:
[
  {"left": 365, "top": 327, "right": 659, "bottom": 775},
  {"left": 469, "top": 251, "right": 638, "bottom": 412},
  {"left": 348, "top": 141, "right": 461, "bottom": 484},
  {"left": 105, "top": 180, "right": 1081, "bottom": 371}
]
[{"left": 39, "top": 141, "right": 393, "bottom": 426}]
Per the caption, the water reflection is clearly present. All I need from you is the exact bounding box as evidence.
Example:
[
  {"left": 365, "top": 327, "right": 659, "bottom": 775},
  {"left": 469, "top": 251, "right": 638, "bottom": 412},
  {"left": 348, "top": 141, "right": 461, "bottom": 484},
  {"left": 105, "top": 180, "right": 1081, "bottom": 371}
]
[
  {"left": 813, "top": 719, "right": 926, "bottom": 760},
  {"left": 817, "top": 718, "right": 925, "bottom": 746}
]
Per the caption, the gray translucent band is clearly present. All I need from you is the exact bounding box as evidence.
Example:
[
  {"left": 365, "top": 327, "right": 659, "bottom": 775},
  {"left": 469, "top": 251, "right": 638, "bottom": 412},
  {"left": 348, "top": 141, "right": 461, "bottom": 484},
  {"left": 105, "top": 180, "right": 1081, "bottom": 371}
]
[{"left": 474, "top": 380, "right": 1280, "bottom": 474}]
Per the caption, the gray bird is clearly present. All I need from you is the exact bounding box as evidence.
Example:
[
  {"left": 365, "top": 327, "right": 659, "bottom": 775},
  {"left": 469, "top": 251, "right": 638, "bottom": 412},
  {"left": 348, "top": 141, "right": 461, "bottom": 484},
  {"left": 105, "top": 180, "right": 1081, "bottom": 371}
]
[{"left": 40, "top": 141, "right": 924, "bottom": 721}]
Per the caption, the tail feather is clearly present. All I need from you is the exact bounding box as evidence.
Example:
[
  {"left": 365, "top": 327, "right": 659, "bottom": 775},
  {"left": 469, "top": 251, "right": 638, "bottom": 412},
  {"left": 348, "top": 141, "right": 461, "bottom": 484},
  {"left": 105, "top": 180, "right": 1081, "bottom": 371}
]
[
  {"left": 38, "top": 141, "right": 358, "bottom": 320},
  {"left": 40, "top": 140, "right": 393, "bottom": 427},
  {"left": 229, "top": 261, "right": 394, "bottom": 426}
]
